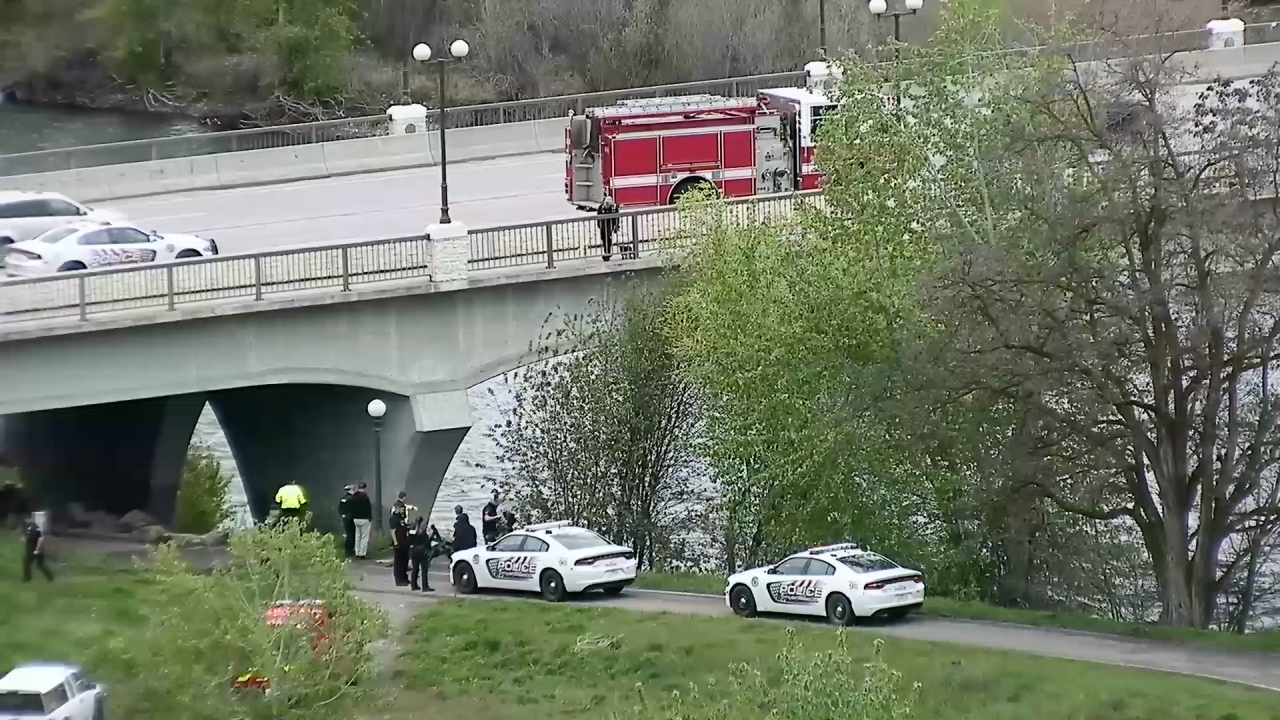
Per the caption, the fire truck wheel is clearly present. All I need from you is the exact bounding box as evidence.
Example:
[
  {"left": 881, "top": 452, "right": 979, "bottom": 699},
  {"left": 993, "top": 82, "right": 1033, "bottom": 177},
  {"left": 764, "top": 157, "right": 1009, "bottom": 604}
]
[{"left": 669, "top": 178, "right": 717, "bottom": 204}]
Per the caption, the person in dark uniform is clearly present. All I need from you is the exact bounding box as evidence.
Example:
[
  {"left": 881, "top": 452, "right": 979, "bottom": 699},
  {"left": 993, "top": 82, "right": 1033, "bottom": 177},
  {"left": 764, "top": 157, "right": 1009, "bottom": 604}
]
[
  {"left": 390, "top": 492, "right": 410, "bottom": 586},
  {"left": 338, "top": 485, "right": 356, "bottom": 558},
  {"left": 452, "top": 505, "right": 477, "bottom": 552},
  {"left": 482, "top": 490, "right": 502, "bottom": 545},
  {"left": 596, "top": 195, "right": 620, "bottom": 261},
  {"left": 407, "top": 517, "right": 435, "bottom": 592},
  {"left": 21, "top": 514, "right": 52, "bottom": 582}
]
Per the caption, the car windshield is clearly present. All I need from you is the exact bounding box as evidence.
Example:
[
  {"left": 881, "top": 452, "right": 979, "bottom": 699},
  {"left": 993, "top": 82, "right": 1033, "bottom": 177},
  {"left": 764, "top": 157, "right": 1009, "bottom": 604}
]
[
  {"left": 37, "top": 226, "right": 82, "bottom": 244},
  {"left": 837, "top": 553, "right": 899, "bottom": 573},
  {"left": 553, "top": 530, "right": 610, "bottom": 550},
  {"left": 0, "top": 691, "right": 47, "bottom": 714}
]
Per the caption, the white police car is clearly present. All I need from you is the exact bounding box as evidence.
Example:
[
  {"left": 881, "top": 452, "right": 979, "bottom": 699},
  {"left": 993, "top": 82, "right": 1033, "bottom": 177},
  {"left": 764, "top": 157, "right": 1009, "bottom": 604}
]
[
  {"left": 4, "top": 221, "right": 217, "bottom": 277},
  {"left": 0, "top": 663, "right": 106, "bottom": 720},
  {"left": 724, "top": 542, "right": 925, "bottom": 625},
  {"left": 450, "top": 520, "right": 638, "bottom": 602}
]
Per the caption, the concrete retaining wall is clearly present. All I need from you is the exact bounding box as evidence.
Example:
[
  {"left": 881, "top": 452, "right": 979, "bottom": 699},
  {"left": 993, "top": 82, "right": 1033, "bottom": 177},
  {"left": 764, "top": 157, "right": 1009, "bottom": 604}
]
[{"left": 0, "top": 118, "right": 570, "bottom": 202}]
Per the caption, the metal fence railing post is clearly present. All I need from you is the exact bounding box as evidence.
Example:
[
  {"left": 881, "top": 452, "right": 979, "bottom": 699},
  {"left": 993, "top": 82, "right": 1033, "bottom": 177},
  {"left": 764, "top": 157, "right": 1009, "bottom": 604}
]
[
  {"left": 545, "top": 224, "right": 556, "bottom": 268},
  {"left": 341, "top": 247, "right": 351, "bottom": 291},
  {"left": 77, "top": 276, "right": 87, "bottom": 321},
  {"left": 166, "top": 266, "right": 175, "bottom": 310},
  {"left": 253, "top": 257, "right": 263, "bottom": 300}
]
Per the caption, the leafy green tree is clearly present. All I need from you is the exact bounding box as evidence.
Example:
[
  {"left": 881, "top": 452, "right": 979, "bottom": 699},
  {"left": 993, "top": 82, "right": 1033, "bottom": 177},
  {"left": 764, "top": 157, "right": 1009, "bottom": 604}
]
[
  {"left": 174, "top": 442, "right": 233, "bottom": 534},
  {"left": 489, "top": 287, "right": 709, "bottom": 570},
  {"left": 621, "top": 629, "right": 919, "bottom": 720},
  {"left": 228, "top": 0, "right": 360, "bottom": 98},
  {"left": 88, "top": 522, "right": 389, "bottom": 720}
]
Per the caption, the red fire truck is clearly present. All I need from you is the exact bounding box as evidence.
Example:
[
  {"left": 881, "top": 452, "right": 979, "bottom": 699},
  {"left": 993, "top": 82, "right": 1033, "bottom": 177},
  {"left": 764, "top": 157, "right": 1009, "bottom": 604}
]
[{"left": 565, "top": 69, "right": 837, "bottom": 211}]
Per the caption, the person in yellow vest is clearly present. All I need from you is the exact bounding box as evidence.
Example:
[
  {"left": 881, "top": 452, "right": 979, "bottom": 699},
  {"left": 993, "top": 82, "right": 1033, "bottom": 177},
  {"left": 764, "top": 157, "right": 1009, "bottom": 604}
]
[{"left": 274, "top": 482, "right": 308, "bottom": 524}]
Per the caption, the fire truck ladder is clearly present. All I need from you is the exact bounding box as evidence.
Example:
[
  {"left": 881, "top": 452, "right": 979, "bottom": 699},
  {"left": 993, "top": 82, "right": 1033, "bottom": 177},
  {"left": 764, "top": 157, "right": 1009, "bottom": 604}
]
[{"left": 591, "top": 94, "right": 759, "bottom": 117}]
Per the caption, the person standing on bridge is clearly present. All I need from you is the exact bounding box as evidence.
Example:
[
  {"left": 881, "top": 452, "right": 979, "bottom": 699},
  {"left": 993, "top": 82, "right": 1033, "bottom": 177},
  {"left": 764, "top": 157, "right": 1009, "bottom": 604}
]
[
  {"left": 596, "top": 195, "right": 620, "bottom": 261},
  {"left": 274, "top": 482, "right": 308, "bottom": 525}
]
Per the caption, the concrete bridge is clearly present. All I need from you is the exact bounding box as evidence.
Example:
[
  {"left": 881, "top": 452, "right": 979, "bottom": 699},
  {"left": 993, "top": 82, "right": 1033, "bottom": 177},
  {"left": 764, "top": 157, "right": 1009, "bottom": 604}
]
[{"left": 0, "top": 255, "right": 661, "bottom": 532}]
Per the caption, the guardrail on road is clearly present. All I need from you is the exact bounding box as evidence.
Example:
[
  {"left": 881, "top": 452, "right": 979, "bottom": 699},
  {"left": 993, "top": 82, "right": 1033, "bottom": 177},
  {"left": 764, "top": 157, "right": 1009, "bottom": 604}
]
[
  {"left": 0, "top": 71, "right": 807, "bottom": 177},
  {"left": 0, "top": 117, "right": 570, "bottom": 202},
  {"left": 0, "top": 191, "right": 825, "bottom": 325}
]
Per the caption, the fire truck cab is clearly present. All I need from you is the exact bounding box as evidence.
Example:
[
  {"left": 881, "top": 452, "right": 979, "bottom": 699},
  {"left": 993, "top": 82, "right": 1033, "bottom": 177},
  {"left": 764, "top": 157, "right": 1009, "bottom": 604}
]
[{"left": 566, "top": 82, "right": 836, "bottom": 211}]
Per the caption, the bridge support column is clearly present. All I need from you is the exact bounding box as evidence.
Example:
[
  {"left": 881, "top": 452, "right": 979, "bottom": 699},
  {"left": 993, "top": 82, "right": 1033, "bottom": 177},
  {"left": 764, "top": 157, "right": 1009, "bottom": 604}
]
[
  {"left": 0, "top": 394, "right": 205, "bottom": 523},
  {"left": 208, "top": 384, "right": 473, "bottom": 533}
]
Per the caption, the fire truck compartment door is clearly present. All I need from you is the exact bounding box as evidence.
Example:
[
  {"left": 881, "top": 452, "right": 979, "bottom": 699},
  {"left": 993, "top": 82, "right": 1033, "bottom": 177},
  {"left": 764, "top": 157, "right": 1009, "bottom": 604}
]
[
  {"left": 754, "top": 114, "right": 792, "bottom": 195},
  {"left": 659, "top": 133, "right": 720, "bottom": 171}
]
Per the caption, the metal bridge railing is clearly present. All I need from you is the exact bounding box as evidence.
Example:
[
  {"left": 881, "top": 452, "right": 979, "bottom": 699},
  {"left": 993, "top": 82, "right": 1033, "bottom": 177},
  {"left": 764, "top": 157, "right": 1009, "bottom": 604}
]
[
  {"left": 0, "top": 71, "right": 807, "bottom": 177},
  {"left": 0, "top": 191, "right": 826, "bottom": 324},
  {"left": 4, "top": 21, "right": 1279, "bottom": 178}
]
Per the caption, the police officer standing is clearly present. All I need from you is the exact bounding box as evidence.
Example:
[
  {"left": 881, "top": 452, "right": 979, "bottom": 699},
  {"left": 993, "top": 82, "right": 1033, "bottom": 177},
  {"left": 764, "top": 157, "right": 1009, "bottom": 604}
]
[
  {"left": 21, "top": 513, "right": 52, "bottom": 582},
  {"left": 390, "top": 492, "right": 411, "bottom": 587},
  {"left": 596, "top": 195, "right": 620, "bottom": 261},
  {"left": 407, "top": 517, "right": 435, "bottom": 593},
  {"left": 338, "top": 485, "right": 356, "bottom": 558},
  {"left": 274, "top": 482, "right": 308, "bottom": 525}
]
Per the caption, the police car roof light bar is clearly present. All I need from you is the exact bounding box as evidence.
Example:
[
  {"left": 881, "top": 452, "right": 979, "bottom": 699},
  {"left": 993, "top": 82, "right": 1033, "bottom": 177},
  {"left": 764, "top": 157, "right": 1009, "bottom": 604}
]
[
  {"left": 522, "top": 520, "right": 574, "bottom": 532},
  {"left": 807, "top": 542, "right": 860, "bottom": 555}
]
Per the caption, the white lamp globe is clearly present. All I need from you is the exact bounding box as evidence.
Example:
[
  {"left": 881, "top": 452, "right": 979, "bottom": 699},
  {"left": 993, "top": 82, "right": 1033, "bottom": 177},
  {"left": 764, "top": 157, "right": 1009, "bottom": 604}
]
[
  {"left": 450, "top": 39, "right": 470, "bottom": 58},
  {"left": 412, "top": 43, "right": 432, "bottom": 62},
  {"left": 367, "top": 398, "right": 387, "bottom": 418},
  {"left": 868, "top": 0, "right": 887, "bottom": 13},
  {"left": 905, "top": 0, "right": 923, "bottom": 10}
]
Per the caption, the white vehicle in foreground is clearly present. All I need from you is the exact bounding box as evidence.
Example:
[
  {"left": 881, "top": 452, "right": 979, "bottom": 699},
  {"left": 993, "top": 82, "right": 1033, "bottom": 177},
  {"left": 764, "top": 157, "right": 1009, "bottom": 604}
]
[
  {"left": 451, "top": 520, "right": 638, "bottom": 602},
  {"left": 0, "top": 663, "right": 106, "bottom": 720},
  {"left": 725, "top": 542, "right": 925, "bottom": 625},
  {"left": 4, "top": 221, "right": 218, "bottom": 277},
  {"left": 0, "top": 192, "right": 126, "bottom": 249}
]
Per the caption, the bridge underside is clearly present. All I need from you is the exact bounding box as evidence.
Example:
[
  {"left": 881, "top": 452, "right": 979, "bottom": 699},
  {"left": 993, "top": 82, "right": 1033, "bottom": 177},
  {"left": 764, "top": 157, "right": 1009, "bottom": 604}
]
[{"left": 1, "top": 384, "right": 472, "bottom": 534}]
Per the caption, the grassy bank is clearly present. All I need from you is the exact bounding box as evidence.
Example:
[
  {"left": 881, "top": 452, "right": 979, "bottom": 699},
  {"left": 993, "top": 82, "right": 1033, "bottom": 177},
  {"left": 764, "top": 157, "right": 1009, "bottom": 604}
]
[
  {"left": 0, "top": 540, "right": 149, "bottom": 670},
  {"left": 633, "top": 570, "right": 1280, "bottom": 654},
  {"left": 399, "top": 599, "right": 1274, "bottom": 719}
]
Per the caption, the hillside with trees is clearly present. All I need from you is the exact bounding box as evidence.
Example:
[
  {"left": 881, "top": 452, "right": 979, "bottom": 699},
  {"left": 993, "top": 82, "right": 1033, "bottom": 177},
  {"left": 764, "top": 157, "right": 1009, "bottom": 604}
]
[{"left": 0, "top": 0, "right": 1268, "bottom": 127}]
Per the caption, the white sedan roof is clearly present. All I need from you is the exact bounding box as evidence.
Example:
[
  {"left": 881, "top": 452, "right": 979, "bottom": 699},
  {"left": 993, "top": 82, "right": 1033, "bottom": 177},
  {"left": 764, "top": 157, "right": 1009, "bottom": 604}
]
[
  {"left": 0, "top": 191, "right": 73, "bottom": 204},
  {"left": 0, "top": 664, "right": 75, "bottom": 693}
]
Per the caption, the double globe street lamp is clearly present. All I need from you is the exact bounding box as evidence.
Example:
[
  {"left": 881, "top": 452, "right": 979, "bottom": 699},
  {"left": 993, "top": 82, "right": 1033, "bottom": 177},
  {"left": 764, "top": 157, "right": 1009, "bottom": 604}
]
[
  {"left": 870, "top": 0, "right": 924, "bottom": 57},
  {"left": 412, "top": 39, "right": 471, "bottom": 226}
]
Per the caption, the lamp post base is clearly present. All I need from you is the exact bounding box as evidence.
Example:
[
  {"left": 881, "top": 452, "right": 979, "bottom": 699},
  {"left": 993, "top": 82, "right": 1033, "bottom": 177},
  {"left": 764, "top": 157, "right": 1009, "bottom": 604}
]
[{"left": 426, "top": 221, "right": 469, "bottom": 282}]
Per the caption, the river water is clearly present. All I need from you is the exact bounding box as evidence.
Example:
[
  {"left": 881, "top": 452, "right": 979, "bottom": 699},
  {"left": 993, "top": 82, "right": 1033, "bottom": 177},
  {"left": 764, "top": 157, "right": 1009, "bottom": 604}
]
[{"left": 0, "top": 102, "right": 518, "bottom": 530}]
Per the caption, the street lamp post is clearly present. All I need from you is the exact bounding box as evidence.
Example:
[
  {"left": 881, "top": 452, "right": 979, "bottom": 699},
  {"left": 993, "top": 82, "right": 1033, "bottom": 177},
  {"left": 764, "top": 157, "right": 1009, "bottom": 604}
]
[
  {"left": 818, "top": 0, "right": 828, "bottom": 58},
  {"left": 366, "top": 398, "right": 387, "bottom": 532},
  {"left": 412, "top": 38, "right": 471, "bottom": 226},
  {"left": 869, "top": 0, "right": 923, "bottom": 59}
]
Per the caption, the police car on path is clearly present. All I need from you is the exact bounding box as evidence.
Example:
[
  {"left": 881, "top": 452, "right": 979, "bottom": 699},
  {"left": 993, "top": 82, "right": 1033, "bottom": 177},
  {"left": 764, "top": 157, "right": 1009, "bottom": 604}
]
[
  {"left": 0, "top": 663, "right": 106, "bottom": 720},
  {"left": 725, "top": 542, "right": 925, "bottom": 625},
  {"left": 451, "top": 520, "right": 638, "bottom": 602}
]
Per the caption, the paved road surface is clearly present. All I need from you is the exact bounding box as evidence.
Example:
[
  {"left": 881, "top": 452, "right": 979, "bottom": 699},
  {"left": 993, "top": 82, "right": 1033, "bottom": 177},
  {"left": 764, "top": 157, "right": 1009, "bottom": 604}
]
[
  {"left": 351, "top": 564, "right": 1280, "bottom": 692},
  {"left": 64, "top": 536, "right": 1280, "bottom": 692},
  {"left": 99, "top": 153, "right": 576, "bottom": 256}
]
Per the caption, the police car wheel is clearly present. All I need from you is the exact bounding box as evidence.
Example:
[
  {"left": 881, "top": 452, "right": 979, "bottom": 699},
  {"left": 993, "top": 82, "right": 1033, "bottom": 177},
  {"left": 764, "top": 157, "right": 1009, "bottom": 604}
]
[
  {"left": 454, "top": 562, "right": 478, "bottom": 594},
  {"left": 825, "top": 593, "right": 855, "bottom": 626},
  {"left": 540, "top": 570, "right": 567, "bottom": 602},
  {"left": 729, "top": 584, "right": 757, "bottom": 618}
]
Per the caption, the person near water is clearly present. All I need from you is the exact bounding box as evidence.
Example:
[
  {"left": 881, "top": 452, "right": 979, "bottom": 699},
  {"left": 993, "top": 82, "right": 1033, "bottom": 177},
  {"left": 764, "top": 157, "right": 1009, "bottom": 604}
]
[
  {"left": 274, "top": 482, "right": 307, "bottom": 524},
  {"left": 451, "top": 505, "right": 478, "bottom": 552},
  {"left": 407, "top": 517, "right": 435, "bottom": 592},
  {"left": 21, "top": 513, "right": 52, "bottom": 582},
  {"left": 339, "top": 485, "right": 356, "bottom": 558},
  {"left": 350, "top": 483, "right": 373, "bottom": 559},
  {"left": 390, "top": 492, "right": 411, "bottom": 586},
  {"left": 482, "top": 490, "right": 502, "bottom": 544}
]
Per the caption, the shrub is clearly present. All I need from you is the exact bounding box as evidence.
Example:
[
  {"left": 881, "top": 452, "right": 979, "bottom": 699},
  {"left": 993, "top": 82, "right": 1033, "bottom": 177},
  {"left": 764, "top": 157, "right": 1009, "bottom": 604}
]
[
  {"left": 622, "top": 628, "right": 920, "bottom": 720},
  {"left": 173, "top": 442, "right": 233, "bottom": 534},
  {"left": 88, "top": 521, "right": 391, "bottom": 720}
]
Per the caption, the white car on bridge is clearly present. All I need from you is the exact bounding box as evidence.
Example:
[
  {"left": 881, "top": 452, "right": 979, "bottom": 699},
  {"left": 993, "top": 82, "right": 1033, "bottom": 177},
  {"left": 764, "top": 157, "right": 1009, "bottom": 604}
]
[
  {"left": 450, "top": 520, "right": 638, "bottom": 601},
  {"left": 4, "top": 221, "right": 218, "bottom": 277},
  {"left": 724, "top": 542, "right": 925, "bottom": 625},
  {"left": 0, "top": 663, "right": 106, "bottom": 720},
  {"left": 0, "top": 192, "right": 126, "bottom": 248}
]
